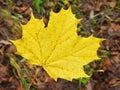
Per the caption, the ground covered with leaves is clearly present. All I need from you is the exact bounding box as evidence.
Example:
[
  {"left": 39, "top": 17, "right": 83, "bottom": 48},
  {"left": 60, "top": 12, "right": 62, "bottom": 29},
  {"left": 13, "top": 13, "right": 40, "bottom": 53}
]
[{"left": 0, "top": 0, "right": 120, "bottom": 90}]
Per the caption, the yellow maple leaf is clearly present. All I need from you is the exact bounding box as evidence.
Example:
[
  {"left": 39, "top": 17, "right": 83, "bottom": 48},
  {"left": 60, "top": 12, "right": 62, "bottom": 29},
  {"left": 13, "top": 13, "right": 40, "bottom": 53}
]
[{"left": 11, "top": 8, "right": 103, "bottom": 81}]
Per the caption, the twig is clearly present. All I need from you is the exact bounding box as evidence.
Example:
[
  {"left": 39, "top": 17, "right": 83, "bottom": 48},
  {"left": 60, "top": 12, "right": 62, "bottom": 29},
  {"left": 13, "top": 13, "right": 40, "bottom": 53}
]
[{"left": 28, "top": 66, "right": 42, "bottom": 90}]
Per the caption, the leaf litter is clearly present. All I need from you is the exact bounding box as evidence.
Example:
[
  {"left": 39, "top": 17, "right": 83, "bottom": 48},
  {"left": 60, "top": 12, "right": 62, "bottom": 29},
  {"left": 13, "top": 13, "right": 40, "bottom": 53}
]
[{"left": 0, "top": 0, "right": 120, "bottom": 90}]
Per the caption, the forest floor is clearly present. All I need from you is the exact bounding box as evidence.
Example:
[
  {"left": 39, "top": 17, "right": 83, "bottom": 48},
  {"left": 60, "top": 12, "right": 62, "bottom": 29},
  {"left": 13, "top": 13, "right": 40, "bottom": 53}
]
[{"left": 0, "top": 0, "right": 120, "bottom": 90}]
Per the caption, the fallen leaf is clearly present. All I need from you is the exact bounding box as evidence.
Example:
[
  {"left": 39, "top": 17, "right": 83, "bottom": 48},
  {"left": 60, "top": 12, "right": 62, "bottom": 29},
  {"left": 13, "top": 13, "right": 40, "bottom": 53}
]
[
  {"left": 0, "top": 66, "right": 8, "bottom": 79},
  {"left": 108, "top": 2, "right": 116, "bottom": 8},
  {"left": 11, "top": 8, "right": 103, "bottom": 81},
  {"left": 108, "top": 23, "right": 120, "bottom": 36}
]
